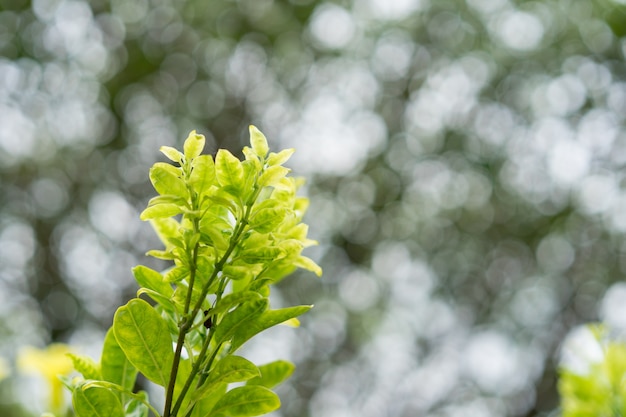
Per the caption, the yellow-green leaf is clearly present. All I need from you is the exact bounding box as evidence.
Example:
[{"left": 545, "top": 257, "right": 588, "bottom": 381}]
[
  {"left": 257, "top": 166, "right": 290, "bottom": 188},
  {"left": 113, "top": 299, "right": 174, "bottom": 387},
  {"left": 249, "top": 125, "right": 269, "bottom": 158},
  {"left": 160, "top": 146, "right": 183, "bottom": 163},
  {"left": 73, "top": 385, "right": 124, "bottom": 417},
  {"left": 149, "top": 162, "right": 187, "bottom": 198},
  {"left": 215, "top": 149, "right": 244, "bottom": 190},
  {"left": 266, "top": 148, "right": 295, "bottom": 166},
  {"left": 183, "top": 130, "right": 206, "bottom": 160},
  {"left": 140, "top": 203, "right": 183, "bottom": 220},
  {"left": 189, "top": 155, "right": 216, "bottom": 196},
  {"left": 210, "top": 385, "right": 280, "bottom": 417}
]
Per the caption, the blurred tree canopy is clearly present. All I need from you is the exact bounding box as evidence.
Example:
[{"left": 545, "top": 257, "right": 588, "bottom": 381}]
[{"left": 2, "top": 0, "right": 626, "bottom": 416}]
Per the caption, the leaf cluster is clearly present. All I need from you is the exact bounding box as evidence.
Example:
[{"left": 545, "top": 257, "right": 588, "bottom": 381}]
[
  {"left": 559, "top": 324, "right": 626, "bottom": 417},
  {"left": 64, "top": 126, "right": 321, "bottom": 417}
]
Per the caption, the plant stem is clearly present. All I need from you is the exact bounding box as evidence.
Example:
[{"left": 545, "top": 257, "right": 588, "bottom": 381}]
[
  {"left": 165, "top": 186, "right": 258, "bottom": 416},
  {"left": 164, "top": 221, "right": 199, "bottom": 417}
]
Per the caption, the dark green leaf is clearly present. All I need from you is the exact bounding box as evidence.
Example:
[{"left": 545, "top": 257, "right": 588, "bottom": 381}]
[
  {"left": 210, "top": 385, "right": 280, "bottom": 417},
  {"left": 113, "top": 299, "right": 174, "bottom": 387},
  {"left": 231, "top": 305, "right": 312, "bottom": 351},
  {"left": 214, "top": 299, "right": 269, "bottom": 345}
]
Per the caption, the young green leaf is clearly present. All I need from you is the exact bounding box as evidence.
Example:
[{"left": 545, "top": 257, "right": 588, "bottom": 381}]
[
  {"left": 214, "top": 299, "right": 269, "bottom": 345},
  {"left": 132, "top": 266, "right": 174, "bottom": 298},
  {"left": 257, "top": 166, "right": 290, "bottom": 188},
  {"left": 149, "top": 163, "right": 187, "bottom": 198},
  {"left": 249, "top": 125, "right": 269, "bottom": 158},
  {"left": 73, "top": 385, "right": 125, "bottom": 417},
  {"left": 113, "top": 299, "right": 174, "bottom": 387},
  {"left": 209, "top": 385, "right": 280, "bottom": 417},
  {"left": 246, "top": 360, "right": 295, "bottom": 389},
  {"left": 68, "top": 353, "right": 101, "bottom": 380},
  {"left": 101, "top": 328, "right": 138, "bottom": 395},
  {"left": 293, "top": 255, "right": 323, "bottom": 277},
  {"left": 189, "top": 155, "right": 216, "bottom": 196},
  {"left": 160, "top": 146, "right": 183, "bottom": 164},
  {"left": 248, "top": 207, "right": 287, "bottom": 234},
  {"left": 215, "top": 149, "right": 244, "bottom": 190},
  {"left": 238, "top": 247, "right": 284, "bottom": 264},
  {"left": 266, "top": 148, "right": 295, "bottom": 167},
  {"left": 184, "top": 130, "right": 206, "bottom": 160},
  {"left": 140, "top": 203, "right": 183, "bottom": 221},
  {"left": 164, "top": 265, "right": 189, "bottom": 283}
]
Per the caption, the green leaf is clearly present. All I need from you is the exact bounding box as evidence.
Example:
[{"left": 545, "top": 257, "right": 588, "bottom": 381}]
[
  {"left": 101, "top": 328, "right": 138, "bottom": 395},
  {"left": 147, "top": 195, "right": 187, "bottom": 208},
  {"left": 215, "top": 149, "right": 244, "bottom": 190},
  {"left": 149, "top": 162, "right": 187, "bottom": 198},
  {"left": 164, "top": 265, "right": 189, "bottom": 283},
  {"left": 68, "top": 353, "right": 101, "bottom": 380},
  {"left": 210, "top": 355, "right": 260, "bottom": 383},
  {"left": 190, "top": 383, "right": 227, "bottom": 417},
  {"left": 132, "top": 266, "right": 173, "bottom": 298},
  {"left": 238, "top": 247, "right": 284, "bottom": 264},
  {"left": 113, "top": 299, "right": 174, "bottom": 387},
  {"left": 125, "top": 393, "right": 150, "bottom": 417},
  {"left": 248, "top": 207, "right": 287, "bottom": 234},
  {"left": 293, "top": 255, "right": 323, "bottom": 277},
  {"left": 160, "top": 146, "right": 183, "bottom": 164},
  {"left": 247, "top": 360, "right": 295, "bottom": 389},
  {"left": 249, "top": 125, "right": 269, "bottom": 158},
  {"left": 192, "top": 356, "right": 259, "bottom": 403},
  {"left": 140, "top": 203, "right": 183, "bottom": 220},
  {"left": 211, "top": 291, "right": 263, "bottom": 316},
  {"left": 210, "top": 385, "right": 280, "bottom": 417},
  {"left": 190, "top": 155, "right": 216, "bottom": 196},
  {"left": 257, "top": 166, "right": 290, "bottom": 188},
  {"left": 231, "top": 305, "right": 312, "bottom": 351},
  {"left": 222, "top": 265, "right": 255, "bottom": 281},
  {"left": 266, "top": 149, "right": 295, "bottom": 166},
  {"left": 184, "top": 130, "right": 206, "bottom": 160},
  {"left": 73, "top": 385, "right": 125, "bottom": 417},
  {"left": 214, "top": 299, "right": 269, "bottom": 345}
]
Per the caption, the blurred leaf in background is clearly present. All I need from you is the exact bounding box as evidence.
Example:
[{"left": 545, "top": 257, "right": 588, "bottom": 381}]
[{"left": 2, "top": 0, "right": 626, "bottom": 416}]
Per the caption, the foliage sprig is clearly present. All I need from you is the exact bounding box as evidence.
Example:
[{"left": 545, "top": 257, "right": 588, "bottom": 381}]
[{"left": 65, "top": 126, "right": 321, "bottom": 417}]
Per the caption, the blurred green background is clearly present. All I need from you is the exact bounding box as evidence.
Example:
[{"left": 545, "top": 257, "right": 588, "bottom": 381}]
[{"left": 2, "top": 0, "right": 626, "bottom": 415}]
